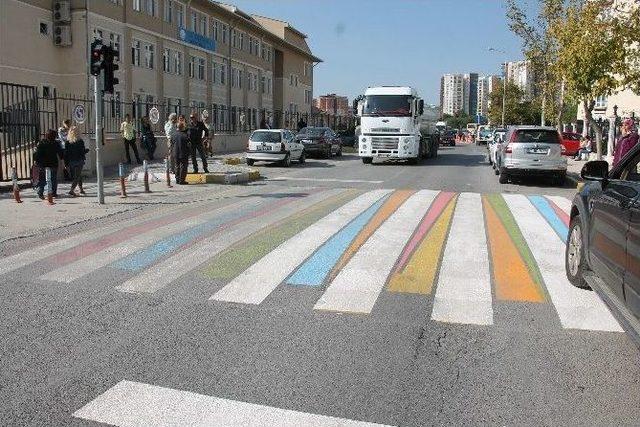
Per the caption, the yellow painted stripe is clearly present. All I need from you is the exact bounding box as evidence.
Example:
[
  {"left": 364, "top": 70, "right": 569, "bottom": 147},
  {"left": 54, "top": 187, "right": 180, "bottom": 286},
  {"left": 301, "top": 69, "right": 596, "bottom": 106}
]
[
  {"left": 483, "top": 196, "right": 545, "bottom": 302},
  {"left": 387, "top": 195, "right": 457, "bottom": 294},
  {"left": 328, "top": 190, "right": 414, "bottom": 281}
]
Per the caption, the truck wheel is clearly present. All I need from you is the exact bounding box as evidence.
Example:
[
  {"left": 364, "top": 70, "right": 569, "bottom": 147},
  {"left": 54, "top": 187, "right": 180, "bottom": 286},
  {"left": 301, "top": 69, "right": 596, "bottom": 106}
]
[
  {"left": 565, "top": 215, "right": 590, "bottom": 289},
  {"left": 498, "top": 168, "right": 509, "bottom": 184},
  {"left": 246, "top": 159, "right": 254, "bottom": 166},
  {"left": 362, "top": 157, "right": 373, "bottom": 164}
]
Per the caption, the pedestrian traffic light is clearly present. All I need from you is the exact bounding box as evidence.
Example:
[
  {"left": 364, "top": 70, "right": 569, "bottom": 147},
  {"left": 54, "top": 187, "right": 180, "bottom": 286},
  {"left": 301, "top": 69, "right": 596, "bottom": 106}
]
[
  {"left": 103, "top": 46, "right": 120, "bottom": 94},
  {"left": 90, "top": 39, "right": 104, "bottom": 76}
]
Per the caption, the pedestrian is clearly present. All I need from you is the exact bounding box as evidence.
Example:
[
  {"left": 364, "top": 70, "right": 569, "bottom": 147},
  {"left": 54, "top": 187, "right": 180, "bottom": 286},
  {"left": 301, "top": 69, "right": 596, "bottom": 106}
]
[
  {"left": 297, "top": 117, "right": 307, "bottom": 131},
  {"left": 187, "top": 112, "right": 210, "bottom": 173},
  {"left": 64, "top": 126, "right": 89, "bottom": 196},
  {"left": 260, "top": 117, "right": 268, "bottom": 129},
  {"left": 171, "top": 121, "right": 190, "bottom": 185},
  {"left": 203, "top": 114, "right": 214, "bottom": 157},
  {"left": 57, "top": 119, "right": 72, "bottom": 181},
  {"left": 140, "top": 116, "right": 157, "bottom": 160},
  {"left": 33, "top": 129, "right": 63, "bottom": 199},
  {"left": 573, "top": 135, "right": 592, "bottom": 161},
  {"left": 613, "top": 118, "right": 639, "bottom": 166},
  {"left": 120, "top": 114, "right": 142, "bottom": 165},
  {"left": 164, "top": 113, "right": 178, "bottom": 171}
]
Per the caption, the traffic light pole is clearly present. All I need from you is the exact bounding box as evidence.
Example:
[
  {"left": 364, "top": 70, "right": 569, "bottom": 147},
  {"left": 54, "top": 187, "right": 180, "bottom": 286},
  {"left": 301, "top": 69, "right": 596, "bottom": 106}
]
[{"left": 94, "top": 72, "right": 105, "bottom": 204}]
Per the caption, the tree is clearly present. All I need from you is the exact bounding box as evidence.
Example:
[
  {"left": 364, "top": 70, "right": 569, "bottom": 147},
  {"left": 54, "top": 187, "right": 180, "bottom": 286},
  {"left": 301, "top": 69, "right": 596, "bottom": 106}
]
[
  {"left": 442, "top": 111, "right": 475, "bottom": 130},
  {"left": 551, "top": 0, "right": 628, "bottom": 159},
  {"left": 488, "top": 81, "right": 542, "bottom": 126}
]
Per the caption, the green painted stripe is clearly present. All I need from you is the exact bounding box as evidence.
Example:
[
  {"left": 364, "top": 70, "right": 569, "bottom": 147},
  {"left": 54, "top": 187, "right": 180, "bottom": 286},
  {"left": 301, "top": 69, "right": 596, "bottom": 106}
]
[
  {"left": 203, "top": 189, "right": 360, "bottom": 280},
  {"left": 486, "top": 194, "right": 547, "bottom": 293}
]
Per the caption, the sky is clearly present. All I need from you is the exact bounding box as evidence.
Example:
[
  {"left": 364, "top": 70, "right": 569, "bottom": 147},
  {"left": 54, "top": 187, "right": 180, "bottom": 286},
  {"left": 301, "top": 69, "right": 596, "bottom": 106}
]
[{"left": 227, "top": 0, "right": 526, "bottom": 105}]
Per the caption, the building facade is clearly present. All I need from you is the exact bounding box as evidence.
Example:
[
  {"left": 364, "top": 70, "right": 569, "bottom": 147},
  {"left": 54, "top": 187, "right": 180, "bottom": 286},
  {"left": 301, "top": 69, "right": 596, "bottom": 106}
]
[
  {"left": 505, "top": 60, "right": 534, "bottom": 101},
  {"left": 477, "top": 75, "right": 501, "bottom": 118},
  {"left": 463, "top": 73, "right": 478, "bottom": 117},
  {"left": 314, "top": 93, "right": 349, "bottom": 117},
  {"left": 0, "top": 0, "right": 321, "bottom": 129},
  {"left": 441, "top": 74, "right": 464, "bottom": 116}
]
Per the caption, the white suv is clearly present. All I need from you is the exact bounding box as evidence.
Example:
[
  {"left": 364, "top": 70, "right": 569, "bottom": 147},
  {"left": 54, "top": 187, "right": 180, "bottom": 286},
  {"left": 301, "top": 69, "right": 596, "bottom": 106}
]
[{"left": 245, "top": 129, "right": 305, "bottom": 167}]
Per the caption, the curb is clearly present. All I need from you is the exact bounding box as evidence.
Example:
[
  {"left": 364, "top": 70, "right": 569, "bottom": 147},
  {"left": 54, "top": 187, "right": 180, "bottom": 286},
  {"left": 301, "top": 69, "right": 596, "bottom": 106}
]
[{"left": 185, "top": 169, "right": 260, "bottom": 185}]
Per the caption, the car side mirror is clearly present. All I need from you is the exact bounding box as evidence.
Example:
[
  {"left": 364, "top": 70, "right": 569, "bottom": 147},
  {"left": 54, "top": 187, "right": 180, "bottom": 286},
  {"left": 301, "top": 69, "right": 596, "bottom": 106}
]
[
  {"left": 418, "top": 100, "right": 424, "bottom": 116},
  {"left": 581, "top": 160, "right": 609, "bottom": 181}
]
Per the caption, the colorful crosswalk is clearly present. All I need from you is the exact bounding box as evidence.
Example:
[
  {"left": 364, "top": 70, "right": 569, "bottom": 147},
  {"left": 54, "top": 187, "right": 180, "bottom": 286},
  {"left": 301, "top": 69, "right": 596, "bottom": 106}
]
[{"left": 3, "top": 187, "right": 623, "bottom": 333}]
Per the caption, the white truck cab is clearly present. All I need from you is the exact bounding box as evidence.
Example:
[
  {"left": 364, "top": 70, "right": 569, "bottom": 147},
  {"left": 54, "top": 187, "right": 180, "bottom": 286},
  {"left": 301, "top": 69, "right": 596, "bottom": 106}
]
[{"left": 355, "top": 86, "right": 437, "bottom": 164}]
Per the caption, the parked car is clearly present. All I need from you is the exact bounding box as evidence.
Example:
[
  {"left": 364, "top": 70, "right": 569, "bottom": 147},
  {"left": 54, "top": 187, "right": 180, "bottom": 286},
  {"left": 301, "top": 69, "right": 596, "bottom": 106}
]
[
  {"left": 495, "top": 126, "right": 567, "bottom": 185},
  {"left": 476, "top": 126, "right": 493, "bottom": 145},
  {"left": 488, "top": 128, "right": 507, "bottom": 170},
  {"left": 295, "top": 127, "right": 342, "bottom": 158},
  {"left": 245, "top": 129, "right": 305, "bottom": 167},
  {"left": 440, "top": 130, "right": 457, "bottom": 146},
  {"left": 561, "top": 132, "right": 582, "bottom": 156},
  {"left": 336, "top": 129, "right": 357, "bottom": 147},
  {"left": 566, "top": 147, "right": 640, "bottom": 335}
]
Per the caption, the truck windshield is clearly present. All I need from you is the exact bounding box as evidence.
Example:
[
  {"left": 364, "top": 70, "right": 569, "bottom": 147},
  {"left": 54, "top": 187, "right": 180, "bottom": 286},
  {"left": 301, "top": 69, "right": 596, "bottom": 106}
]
[{"left": 362, "top": 95, "right": 412, "bottom": 117}]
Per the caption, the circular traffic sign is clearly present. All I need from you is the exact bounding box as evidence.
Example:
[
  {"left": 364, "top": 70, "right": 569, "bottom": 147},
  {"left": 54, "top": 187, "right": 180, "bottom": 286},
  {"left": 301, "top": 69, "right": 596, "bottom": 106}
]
[
  {"left": 72, "top": 104, "right": 86, "bottom": 124},
  {"left": 149, "top": 106, "right": 160, "bottom": 124}
]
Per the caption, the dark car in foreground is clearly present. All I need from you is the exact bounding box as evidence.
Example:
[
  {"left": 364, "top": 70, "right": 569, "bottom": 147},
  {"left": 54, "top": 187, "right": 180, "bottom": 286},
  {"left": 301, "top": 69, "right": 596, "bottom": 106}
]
[
  {"left": 566, "top": 145, "right": 640, "bottom": 339},
  {"left": 295, "top": 127, "right": 342, "bottom": 158}
]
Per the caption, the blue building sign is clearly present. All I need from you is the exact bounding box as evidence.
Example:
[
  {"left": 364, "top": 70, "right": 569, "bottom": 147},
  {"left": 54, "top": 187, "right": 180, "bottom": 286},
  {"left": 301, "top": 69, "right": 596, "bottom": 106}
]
[{"left": 178, "top": 27, "right": 215, "bottom": 52}]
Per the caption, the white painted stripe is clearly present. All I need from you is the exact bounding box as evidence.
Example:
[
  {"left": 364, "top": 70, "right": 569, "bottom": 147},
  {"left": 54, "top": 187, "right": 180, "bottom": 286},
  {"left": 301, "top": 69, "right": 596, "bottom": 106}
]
[
  {"left": 211, "top": 189, "right": 392, "bottom": 305},
  {"left": 117, "top": 189, "right": 347, "bottom": 294},
  {"left": 546, "top": 195, "right": 572, "bottom": 215},
  {"left": 272, "top": 176, "right": 384, "bottom": 184},
  {"left": 504, "top": 194, "right": 622, "bottom": 332},
  {"left": 314, "top": 190, "right": 437, "bottom": 313},
  {"left": 74, "top": 380, "right": 392, "bottom": 427},
  {"left": 431, "top": 192, "right": 493, "bottom": 325}
]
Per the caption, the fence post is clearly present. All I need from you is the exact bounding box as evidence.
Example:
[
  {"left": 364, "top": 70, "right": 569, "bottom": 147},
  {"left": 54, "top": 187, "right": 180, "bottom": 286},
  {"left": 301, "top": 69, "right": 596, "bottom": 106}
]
[
  {"left": 119, "top": 163, "right": 127, "bottom": 198},
  {"left": 143, "top": 160, "right": 150, "bottom": 193}
]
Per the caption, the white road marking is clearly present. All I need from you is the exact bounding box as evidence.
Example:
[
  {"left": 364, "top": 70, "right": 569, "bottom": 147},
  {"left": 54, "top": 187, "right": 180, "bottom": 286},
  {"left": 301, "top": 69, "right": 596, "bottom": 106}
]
[
  {"left": 272, "top": 176, "right": 384, "bottom": 184},
  {"left": 73, "top": 380, "right": 392, "bottom": 427},
  {"left": 503, "top": 194, "right": 622, "bottom": 332},
  {"left": 211, "top": 189, "right": 392, "bottom": 305},
  {"left": 314, "top": 190, "right": 436, "bottom": 313},
  {"left": 546, "top": 195, "right": 572, "bottom": 215},
  {"left": 117, "top": 189, "right": 346, "bottom": 294},
  {"left": 431, "top": 192, "right": 493, "bottom": 325}
]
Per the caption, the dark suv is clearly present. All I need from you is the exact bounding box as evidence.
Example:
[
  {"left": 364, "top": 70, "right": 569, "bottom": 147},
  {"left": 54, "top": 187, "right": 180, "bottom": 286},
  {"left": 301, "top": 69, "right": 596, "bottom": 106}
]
[{"left": 566, "top": 144, "right": 640, "bottom": 335}]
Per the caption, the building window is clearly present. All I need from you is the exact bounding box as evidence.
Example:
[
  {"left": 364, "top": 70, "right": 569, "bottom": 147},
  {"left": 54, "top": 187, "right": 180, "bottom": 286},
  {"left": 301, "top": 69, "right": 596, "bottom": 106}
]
[
  {"left": 198, "top": 57, "right": 206, "bottom": 80},
  {"left": 290, "top": 74, "right": 294, "bottom": 86},
  {"left": 212, "top": 20, "right": 219, "bottom": 41},
  {"left": 189, "top": 56, "right": 195, "bottom": 78},
  {"left": 39, "top": 21, "right": 50, "bottom": 36},
  {"left": 133, "top": 0, "right": 142, "bottom": 11},
  {"left": 131, "top": 40, "right": 141, "bottom": 67},
  {"left": 163, "top": 49, "right": 170, "bottom": 72},
  {"left": 305, "top": 89, "right": 312, "bottom": 104},
  {"left": 134, "top": 0, "right": 157, "bottom": 16},
  {"left": 174, "top": 51, "right": 182, "bottom": 75},
  {"left": 212, "top": 61, "right": 219, "bottom": 84},
  {"left": 109, "top": 33, "right": 121, "bottom": 60},
  {"left": 221, "top": 59, "right": 227, "bottom": 84},
  {"left": 41, "top": 85, "right": 54, "bottom": 99},
  {"left": 595, "top": 95, "right": 608, "bottom": 109},
  {"left": 231, "top": 29, "right": 237, "bottom": 48},
  {"left": 222, "top": 24, "right": 228, "bottom": 44},
  {"left": 199, "top": 15, "right": 207, "bottom": 37},
  {"left": 239, "top": 32, "right": 245, "bottom": 50},
  {"left": 261, "top": 76, "right": 266, "bottom": 94},
  {"left": 175, "top": 2, "right": 184, "bottom": 27},
  {"left": 144, "top": 43, "right": 154, "bottom": 69}
]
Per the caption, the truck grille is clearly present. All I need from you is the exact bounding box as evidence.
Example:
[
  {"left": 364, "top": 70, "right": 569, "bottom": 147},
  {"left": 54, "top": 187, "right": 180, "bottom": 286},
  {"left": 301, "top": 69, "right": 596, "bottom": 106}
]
[
  {"left": 371, "top": 137, "right": 399, "bottom": 150},
  {"left": 370, "top": 128, "right": 401, "bottom": 133}
]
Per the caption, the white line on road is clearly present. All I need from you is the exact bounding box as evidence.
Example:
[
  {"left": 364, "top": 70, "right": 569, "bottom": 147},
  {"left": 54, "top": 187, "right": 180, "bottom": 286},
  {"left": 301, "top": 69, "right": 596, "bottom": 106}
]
[
  {"left": 430, "top": 192, "right": 493, "bottom": 326},
  {"left": 73, "top": 380, "right": 393, "bottom": 427},
  {"left": 272, "top": 176, "right": 384, "bottom": 184},
  {"left": 504, "top": 194, "right": 622, "bottom": 332},
  {"left": 314, "top": 190, "right": 436, "bottom": 313},
  {"left": 211, "top": 189, "right": 392, "bottom": 305}
]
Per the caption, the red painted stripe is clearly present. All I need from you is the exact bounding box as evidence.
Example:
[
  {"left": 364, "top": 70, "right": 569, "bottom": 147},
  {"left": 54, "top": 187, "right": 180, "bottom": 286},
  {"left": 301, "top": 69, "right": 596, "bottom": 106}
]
[
  {"left": 393, "top": 191, "right": 455, "bottom": 273},
  {"left": 546, "top": 197, "right": 570, "bottom": 227}
]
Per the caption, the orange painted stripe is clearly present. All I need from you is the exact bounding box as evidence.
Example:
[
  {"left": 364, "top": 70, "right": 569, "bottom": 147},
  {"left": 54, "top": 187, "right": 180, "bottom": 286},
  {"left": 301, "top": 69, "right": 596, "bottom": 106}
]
[
  {"left": 483, "top": 196, "right": 545, "bottom": 303},
  {"left": 328, "top": 190, "right": 414, "bottom": 281}
]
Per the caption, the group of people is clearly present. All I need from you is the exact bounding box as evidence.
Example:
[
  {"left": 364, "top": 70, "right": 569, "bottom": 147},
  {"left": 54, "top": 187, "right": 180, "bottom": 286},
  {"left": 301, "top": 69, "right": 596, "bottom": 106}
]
[
  {"left": 164, "top": 112, "right": 212, "bottom": 185},
  {"left": 32, "top": 119, "right": 89, "bottom": 199}
]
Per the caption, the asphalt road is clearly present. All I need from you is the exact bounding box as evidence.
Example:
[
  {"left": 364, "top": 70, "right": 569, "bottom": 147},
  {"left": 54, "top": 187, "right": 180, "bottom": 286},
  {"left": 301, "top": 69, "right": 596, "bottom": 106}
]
[{"left": 1, "top": 143, "right": 639, "bottom": 426}]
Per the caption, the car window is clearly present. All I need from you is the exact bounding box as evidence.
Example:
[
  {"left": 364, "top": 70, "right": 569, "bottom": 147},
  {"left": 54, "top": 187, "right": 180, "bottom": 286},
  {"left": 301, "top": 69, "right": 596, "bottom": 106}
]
[
  {"left": 513, "top": 130, "right": 560, "bottom": 144},
  {"left": 251, "top": 131, "right": 281, "bottom": 143},
  {"left": 621, "top": 154, "right": 640, "bottom": 182}
]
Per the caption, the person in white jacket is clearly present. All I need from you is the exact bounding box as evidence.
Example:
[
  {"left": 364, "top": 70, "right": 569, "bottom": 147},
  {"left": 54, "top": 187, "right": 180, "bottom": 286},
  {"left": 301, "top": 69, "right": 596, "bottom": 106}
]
[{"left": 164, "top": 113, "right": 178, "bottom": 171}]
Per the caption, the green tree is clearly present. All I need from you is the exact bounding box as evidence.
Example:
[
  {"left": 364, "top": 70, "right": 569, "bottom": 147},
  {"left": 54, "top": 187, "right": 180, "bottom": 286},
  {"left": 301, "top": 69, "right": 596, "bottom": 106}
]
[
  {"left": 442, "top": 111, "right": 475, "bottom": 130},
  {"left": 488, "top": 81, "right": 542, "bottom": 126}
]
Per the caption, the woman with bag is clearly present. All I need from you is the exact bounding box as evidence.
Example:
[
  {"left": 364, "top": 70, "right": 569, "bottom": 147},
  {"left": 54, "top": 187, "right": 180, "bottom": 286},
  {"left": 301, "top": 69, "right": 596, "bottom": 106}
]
[
  {"left": 64, "top": 127, "right": 89, "bottom": 196},
  {"left": 140, "top": 116, "right": 157, "bottom": 160}
]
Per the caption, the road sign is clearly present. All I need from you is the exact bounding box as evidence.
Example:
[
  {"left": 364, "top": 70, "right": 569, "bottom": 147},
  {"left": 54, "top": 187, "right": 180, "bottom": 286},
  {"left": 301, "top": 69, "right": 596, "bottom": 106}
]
[
  {"left": 201, "top": 109, "right": 209, "bottom": 120},
  {"left": 73, "top": 104, "right": 86, "bottom": 124},
  {"left": 149, "top": 107, "right": 160, "bottom": 125}
]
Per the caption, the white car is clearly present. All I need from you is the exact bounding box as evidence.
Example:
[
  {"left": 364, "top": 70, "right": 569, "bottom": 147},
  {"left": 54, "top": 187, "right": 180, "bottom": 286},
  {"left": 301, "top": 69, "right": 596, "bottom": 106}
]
[
  {"left": 488, "top": 129, "right": 507, "bottom": 172},
  {"left": 245, "top": 129, "right": 305, "bottom": 167}
]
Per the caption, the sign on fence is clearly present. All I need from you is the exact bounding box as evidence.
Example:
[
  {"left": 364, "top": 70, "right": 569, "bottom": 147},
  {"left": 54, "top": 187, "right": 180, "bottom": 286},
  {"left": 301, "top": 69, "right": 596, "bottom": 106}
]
[
  {"left": 72, "top": 104, "right": 86, "bottom": 124},
  {"left": 149, "top": 106, "right": 160, "bottom": 125}
]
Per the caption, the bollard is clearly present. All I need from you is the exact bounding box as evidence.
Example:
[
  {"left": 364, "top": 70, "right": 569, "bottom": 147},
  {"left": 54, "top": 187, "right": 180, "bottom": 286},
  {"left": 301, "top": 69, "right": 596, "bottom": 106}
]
[
  {"left": 143, "top": 160, "right": 151, "bottom": 193},
  {"left": 11, "top": 167, "right": 22, "bottom": 203},
  {"left": 119, "top": 163, "right": 127, "bottom": 198},
  {"left": 165, "top": 157, "right": 173, "bottom": 188},
  {"left": 45, "top": 167, "right": 54, "bottom": 205}
]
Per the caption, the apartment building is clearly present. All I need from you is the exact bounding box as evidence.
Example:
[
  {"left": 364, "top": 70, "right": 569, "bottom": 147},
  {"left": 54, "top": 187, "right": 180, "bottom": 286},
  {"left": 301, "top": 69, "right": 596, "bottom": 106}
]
[
  {"left": 441, "top": 74, "right": 464, "bottom": 116},
  {"left": 505, "top": 60, "right": 535, "bottom": 101},
  {"left": 477, "top": 75, "right": 501, "bottom": 118},
  {"left": 314, "top": 93, "right": 349, "bottom": 116},
  {"left": 0, "top": 0, "right": 321, "bottom": 129},
  {"left": 463, "top": 73, "right": 478, "bottom": 117}
]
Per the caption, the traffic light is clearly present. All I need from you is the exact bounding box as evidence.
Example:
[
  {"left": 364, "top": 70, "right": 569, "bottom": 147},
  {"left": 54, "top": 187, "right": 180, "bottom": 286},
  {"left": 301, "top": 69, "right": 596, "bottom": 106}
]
[
  {"left": 103, "top": 46, "right": 120, "bottom": 94},
  {"left": 90, "top": 39, "right": 104, "bottom": 76}
]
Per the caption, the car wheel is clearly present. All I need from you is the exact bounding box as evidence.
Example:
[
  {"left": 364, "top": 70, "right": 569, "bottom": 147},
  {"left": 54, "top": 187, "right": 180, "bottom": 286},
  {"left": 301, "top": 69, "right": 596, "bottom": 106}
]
[
  {"left": 565, "top": 216, "right": 590, "bottom": 289},
  {"left": 281, "top": 154, "right": 291, "bottom": 167},
  {"left": 498, "top": 168, "right": 509, "bottom": 184},
  {"left": 246, "top": 158, "right": 254, "bottom": 166},
  {"left": 299, "top": 151, "right": 306, "bottom": 164},
  {"left": 362, "top": 157, "right": 373, "bottom": 164}
]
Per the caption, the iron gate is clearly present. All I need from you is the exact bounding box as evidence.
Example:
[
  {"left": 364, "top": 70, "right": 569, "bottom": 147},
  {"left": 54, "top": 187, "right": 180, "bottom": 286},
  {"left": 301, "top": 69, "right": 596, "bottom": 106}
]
[{"left": 0, "top": 82, "right": 39, "bottom": 181}]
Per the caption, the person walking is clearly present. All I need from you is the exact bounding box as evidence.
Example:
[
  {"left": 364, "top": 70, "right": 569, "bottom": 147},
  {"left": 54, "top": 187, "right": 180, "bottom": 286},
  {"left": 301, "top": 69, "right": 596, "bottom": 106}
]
[
  {"left": 33, "top": 130, "right": 63, "bottom": 199},
  {"left": 187, "top": 112, "right": 210, "bottom": 173},
  {"left": 164, "top": 113, "right": 178, "bottom": 171},
  {"left": 260, "top": 117, "right": 268, "bottom": 129},
  {"left": 64, "top": 127, "right": 89, "bottom": 196},
  {"left": 140, "top": 116, "right": 157, "bottom": 160},
  {"left": 171, "top": 121, "right": 190, "bottom": 185},
  {"left": 613, "top": 118, "right": 639, "bottom": 166},
  {"left": 297, "top": 117, "right": 307, "bottom": 131},
  {"left": 120, "top": 114, "right": 142, "bottom": 165},
  {"left": 57, "top": 118, "right": 72, "bottom": 181}
]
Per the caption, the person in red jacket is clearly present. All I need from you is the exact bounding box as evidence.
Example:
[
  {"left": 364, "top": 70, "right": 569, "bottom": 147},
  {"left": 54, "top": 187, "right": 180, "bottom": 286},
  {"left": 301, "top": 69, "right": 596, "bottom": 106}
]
[{"left": 613, "top": 118, "right": 639, "bottom": 166}]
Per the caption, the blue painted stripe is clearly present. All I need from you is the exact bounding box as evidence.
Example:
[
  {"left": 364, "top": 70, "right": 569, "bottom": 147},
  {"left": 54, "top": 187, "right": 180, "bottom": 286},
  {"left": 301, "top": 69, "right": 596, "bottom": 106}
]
[
  {"left": 528, "top": 195, "right": 568, "bottom": 243},
  {"left": 286, "top": 193, "right": 389, "bottom": 287},
  {"left": 113, "top": 200, "right": 265, "bottom": 271}
]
